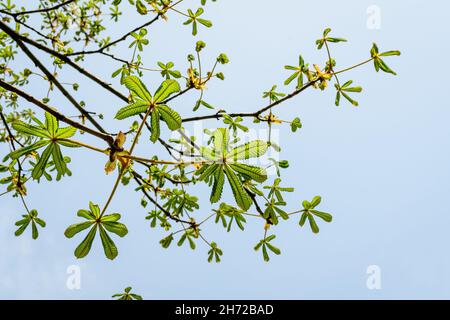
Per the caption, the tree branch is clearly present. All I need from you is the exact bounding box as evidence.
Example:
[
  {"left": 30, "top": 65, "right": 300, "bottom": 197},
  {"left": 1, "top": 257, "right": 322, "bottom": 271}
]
[
  {"left": 0, "top": 0, "right": 77, "bottom": 17},
  {"left": 182, "top": 81, "right": 317, "bottom": 123},
  {"left": 0, "top": 79, "right": 114, "bottom": 145},
  {"left": 0, "top": 20, "right": 109, "bottom": 135},
  {"left": 133, "top": 172, "right": 196, "bottom": 226},
  {"left": 0, "top": 20, "right": 130, "bottom": 103}
]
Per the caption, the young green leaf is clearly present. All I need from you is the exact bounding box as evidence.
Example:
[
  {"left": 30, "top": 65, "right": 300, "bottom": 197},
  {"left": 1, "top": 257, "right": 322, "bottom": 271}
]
[
  {"left": 115, "top": 101, "right": 149, "bottom": 120},
  {"left": 224, "top": 165, "right": 252, "bottom": 211},
  {"left": 123, "top": 76, "right": 152, "bottom": 102},
  {"left": 153, "top": 80, "right": 181, "bottom": 103},
  {"left": 157, "top": 105, "right": 182, "bottom": 130}
]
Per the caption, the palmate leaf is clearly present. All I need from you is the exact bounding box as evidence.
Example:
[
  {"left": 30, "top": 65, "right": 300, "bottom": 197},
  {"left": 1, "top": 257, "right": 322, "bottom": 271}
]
[
  {"left": 65, "top": 203, "right": 128, "bottom": 260},
  {"left": 197, "top": 129, "right": 269, "bottom": 210},
  {"left": 226, "top": 141, "right": 268, "bottom": 161},
  {"left": 371, "top": 43, "right": 401, "bottom": 76},
  {"left": 207, "top": 242, "right": 223, "bottom": 263},
  {"left": 123, "top": 76, "right": 152, "bottom": 102},
  {"left": 115, "top": 100, "right": 149, "bottom": 120},
  {"left": 254, "top": 235, "right": 281, "bottom": 262},
  {"left": 224, "top": 165, "right": 252, "bottom": 211},
  {"left": 14, "top": 210, "right": 46, "bottom": 240},
  {"left": 284, "top": 55, "right": 306, "bottom": 88},
  {"left": 9, "top": 113, "right": 77, "bottom": 180},
  {"left": 112, "top": 287, "right": 143, "bottom": 300},
  {"left": 299, "top": 196, "right": 333, "bottom": 233}
]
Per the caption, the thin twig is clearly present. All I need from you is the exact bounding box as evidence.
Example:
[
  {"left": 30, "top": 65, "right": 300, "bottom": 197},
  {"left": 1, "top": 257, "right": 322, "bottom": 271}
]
[{"left": 66, "top": 14, "right": 161, "bottom": 57}]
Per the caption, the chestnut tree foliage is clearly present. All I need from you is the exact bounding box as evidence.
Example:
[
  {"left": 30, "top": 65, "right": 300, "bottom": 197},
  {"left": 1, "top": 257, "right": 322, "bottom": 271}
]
[{"left": 0, "top": 0, "right": 399, "bottom": 295}]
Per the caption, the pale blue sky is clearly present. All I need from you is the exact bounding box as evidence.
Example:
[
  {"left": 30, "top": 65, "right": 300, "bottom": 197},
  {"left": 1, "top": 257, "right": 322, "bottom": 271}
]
[{"left": 1, "top": 0, "right": 450, "bottom": 299}]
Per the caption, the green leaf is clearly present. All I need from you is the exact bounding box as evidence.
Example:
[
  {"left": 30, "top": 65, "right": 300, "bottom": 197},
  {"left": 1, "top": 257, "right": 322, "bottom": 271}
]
[
  {"left": 45, "top": 112, "right": 58, "bottom": 136},
  {"left": 136, "top": 0, "right": 147, "bottom": 14},
  {"left": 224, "top": 165, "right": 252, "bottom": 211},
  {"left": 15, "top": 220, "right": 30, "bottom": 236},
  {"left": 157, "top": 105, "right": 182, "bottom": 130},
  {"left": 99, "top": 226, "right": 118, "bottom": 260},
  {"left": 308, "top": 214, "right": 319, "bottom": 234},
  {"left": 115, "top": 100, "right": 149, "bottom": 120},
  {"left": 341, "top": 92, "right": 359, "bottom": 106},
  {"left": 200, "top": 147, "right": 220, "bottom": 161},
  {"left": 160, "top": 234, "right": 174, "bottom": 248},
  {"left": 229, "top": 163, "right": 267, "bottom": 183},
  {"left": 226, "top": 141, "right": 268, "bottom": 161},
  {"left": 310, "top": 196, "right": 322, "bottom": 208},
  {"left": 12, "top": 121, "right": 50, "bottom": 138},
  {"left": 299, "top": 212, "right": 308, "bottom": 226},
  {"left": 266, "top": 242, "right": 281, "bottom": 255},
  {"left": 198, "top": 163, "right": 219, "bottom": 181},
  {"left": 262, "top": 245, "right": 270, "bottom": 262},
  {"left": 153, "top": 80, "right": 180, "bottom": 103},
  {"left": 31, "top": 222, "right": 38, "bottom": 239},
  {"left": 123, "top": 76, "right": 152, "bottom": 102},
  {"left": 210, "top": 168, "right": 225, "bottom": 203},
  {"left": 198, "top": 18, "right": 212, "bottom": 28},
  {"left": 52, "top": 144, "right": 67, "bottom": 176},
  {"left": 55, "top": 126, "right": 77, "bottom": 139},
  {"left": 32, "top": 144, "right": 55, "bottom": 180},
  {"left": 150, "top": 110, "right": 160, "bottom": 143},
  {"left": 213, "top": 128, "right": 229, "bottom": 156},
  {"left": 101, "top": 213, "right": 121, "bottom": 222},
  {"left": 377, "top": 58, "right": 397, "bottom": 75},
  {"left": 290, "top": 117, "right": 302, "bottom": 133},
  {"left": 74, "top": 226, "right": 97, "bottom": 259},
  {"left": 284, "top": 71, "right": 299, "bottom": 86},
  {"left": 8, "top": 140, "right": 49, "bottom": 160},
  {"left": 77, "top": 209, "right": 96, "bottom": 220},
  {"left": 64, "top": 221, "right": 94, "bottom": 238},
  {"left": 311, "top": 210, "right": 333, "bottom": 222},
  {"left": 102, "top": 221, "right": 128, "bottom": 237},
  {"left": 379, "top": 50, "right": 401, "bottom": 57},
  {"left": 89, "top": 202, "right": 101, "bottom": 219},
  {"left": 58, "top": 140, "right": 81, "bottom": 148}
]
